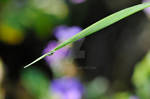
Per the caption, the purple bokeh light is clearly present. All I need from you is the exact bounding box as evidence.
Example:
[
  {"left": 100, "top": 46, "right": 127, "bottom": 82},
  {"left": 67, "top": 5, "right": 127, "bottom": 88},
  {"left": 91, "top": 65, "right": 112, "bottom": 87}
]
[
  {"left": 54, "top": 25, "right": 82, "bottom": 42},
  {"left": 70, "top": 0, "right": 86, "bottom": 4},
  {"left": 143, "top": 0, "right": 150, "bottom": 15},
  {"left": 50, "top": 77, "right": 84, "bottom": 99},
  {"left": 129, "top": 96, "right": 139, "bottom": 99},
  {"left": 43, "top": 40, "right": 70, "bottom": 65}
]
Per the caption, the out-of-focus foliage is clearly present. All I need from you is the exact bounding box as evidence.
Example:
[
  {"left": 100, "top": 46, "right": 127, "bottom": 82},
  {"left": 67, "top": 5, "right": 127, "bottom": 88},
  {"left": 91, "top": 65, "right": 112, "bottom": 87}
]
[
  {"left": 30, "top": 0, "right": 69, "bottom": 18},
  {"left": 113, "top": 92, "right": 130, "bottom": 99},
  {"left": 0, "top": 24, "right": 24, "bottom": 45},
  {"left": 0, "top": 58, "right": 5, "bottom": 99},
  {"left": 85, "top": 77, "right": 109, "bottom": 99},
  {"left": 0, "top": 0, "right": 69, "bottom": 45},
  {"left": 132, "top": 51, "right": 150, "bottom": 99},
  {"left": 0, "top": 58, "right": 4, "bottom": 85},
  {"left": 21, "top": 67, "right": 50, "bottom": 99}
]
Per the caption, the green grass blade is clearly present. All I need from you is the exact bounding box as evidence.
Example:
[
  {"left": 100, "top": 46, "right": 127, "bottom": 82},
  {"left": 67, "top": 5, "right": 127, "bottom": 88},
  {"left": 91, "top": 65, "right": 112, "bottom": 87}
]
[{"left": 24, "top": 2, "right": 150, "bottom": 68}]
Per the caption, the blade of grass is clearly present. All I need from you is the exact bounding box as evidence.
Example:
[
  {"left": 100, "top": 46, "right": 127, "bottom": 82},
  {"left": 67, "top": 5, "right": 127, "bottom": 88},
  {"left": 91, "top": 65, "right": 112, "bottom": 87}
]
[
  {"left": 24, "top": 51, "right": 54, "bottom": 68},
  {"left": 24, "top": 2, "right": 150, "bottom": 68}
]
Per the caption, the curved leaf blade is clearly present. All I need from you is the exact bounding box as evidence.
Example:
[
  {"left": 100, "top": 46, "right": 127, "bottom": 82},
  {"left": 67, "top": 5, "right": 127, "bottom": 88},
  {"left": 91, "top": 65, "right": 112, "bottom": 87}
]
[{"left": 24, "top": 2, "right": 150, "bottom": 68}]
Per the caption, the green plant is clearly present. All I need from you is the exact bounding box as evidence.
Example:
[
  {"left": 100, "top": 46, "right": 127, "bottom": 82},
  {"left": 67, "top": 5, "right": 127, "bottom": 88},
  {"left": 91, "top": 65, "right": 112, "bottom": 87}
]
[{"left": 24, "top": 2, "right": 150, "bottom": 68}]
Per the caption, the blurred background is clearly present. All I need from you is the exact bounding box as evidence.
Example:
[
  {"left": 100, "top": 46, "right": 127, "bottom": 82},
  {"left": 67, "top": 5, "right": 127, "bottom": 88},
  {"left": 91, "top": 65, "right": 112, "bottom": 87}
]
[{"left": 1, "top": 0, "right": 150, "bottom": 99}]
